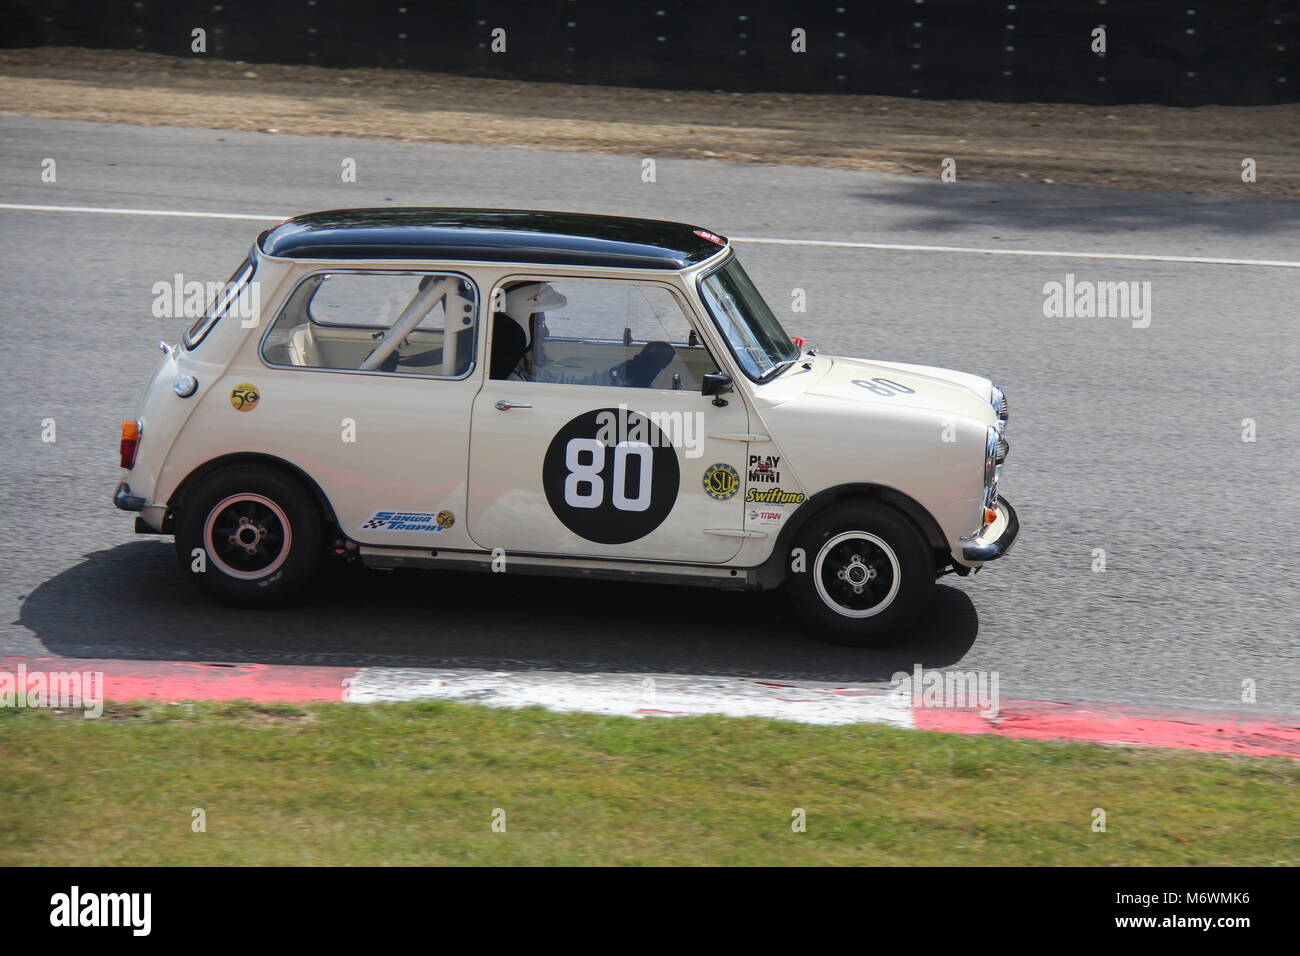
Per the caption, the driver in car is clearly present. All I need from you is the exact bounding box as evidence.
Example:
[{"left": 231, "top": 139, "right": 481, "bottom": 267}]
[{"left": 490, "top": 282, "right": 675, "bottom": 387}]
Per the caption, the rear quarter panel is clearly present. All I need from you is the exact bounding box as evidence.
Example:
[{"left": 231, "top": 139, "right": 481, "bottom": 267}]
[{"left": 127, "top": 257, "right": 294, "bottom": 516}]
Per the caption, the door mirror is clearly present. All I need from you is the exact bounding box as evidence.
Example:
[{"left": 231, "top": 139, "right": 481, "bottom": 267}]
[
  {"left": 701, "top": 371, "right": 733, "bottom": 406},
  {"left": 701, "top": 371, "right": 733, "bottom": 397}
]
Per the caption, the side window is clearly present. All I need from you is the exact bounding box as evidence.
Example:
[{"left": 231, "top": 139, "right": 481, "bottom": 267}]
[
  {"left": 261, "top": 272, "right": 478, "bottom": 376},
  {"left": 490, "top": 279, "right": 716, "bottom": 389},
  {"left": 183, "top": 257, "right": 256, "bottom": 351}
]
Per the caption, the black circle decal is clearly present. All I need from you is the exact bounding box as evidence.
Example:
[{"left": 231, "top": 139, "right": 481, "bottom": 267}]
[{"left": 543, "top": 408, "right": 680, "bottom": 544}]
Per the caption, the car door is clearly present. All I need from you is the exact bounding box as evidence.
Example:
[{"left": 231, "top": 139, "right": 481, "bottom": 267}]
[{"left": 467, "top": 276, "right": 751, "bottom": 563}]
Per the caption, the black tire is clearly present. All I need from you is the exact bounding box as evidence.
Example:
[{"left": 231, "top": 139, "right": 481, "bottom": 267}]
[
  {"left": 785, "top": 500, "right": 935, "bottom": 646},
  {"left": 174, "top": 464, "right": 323, "bottom": 607}
]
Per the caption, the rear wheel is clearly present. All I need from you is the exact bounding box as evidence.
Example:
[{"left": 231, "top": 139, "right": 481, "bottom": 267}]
[
  {"left": 175, "top": 464, "right": 323, "bottom": 607},
  {"left": 786, "top": 501, "right": 935, "bottom": 646}
]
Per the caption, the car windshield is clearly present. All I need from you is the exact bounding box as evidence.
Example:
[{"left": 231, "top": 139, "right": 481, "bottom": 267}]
[{"left": 698, "top": 256, "right": 798, "bottom": 381}]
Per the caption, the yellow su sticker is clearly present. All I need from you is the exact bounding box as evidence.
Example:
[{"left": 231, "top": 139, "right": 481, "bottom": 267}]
[
  {"left": 230, "top": 383, "right": 260, "bottom": 412},
  {"left": 703, "top": 462, "right": 740, "bottom": 501}
]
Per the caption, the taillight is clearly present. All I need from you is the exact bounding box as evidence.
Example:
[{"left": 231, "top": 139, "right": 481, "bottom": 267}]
[{"left": 120, "top": 419, "right": 142, "bottom": 469}]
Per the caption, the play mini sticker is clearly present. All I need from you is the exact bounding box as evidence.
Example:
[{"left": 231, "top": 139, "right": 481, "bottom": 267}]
[
  {"left": 230, "top": 382, "right": 260, "bottom": 411},
  {"left": 362, "top": 510, "right": 454, "bottom": 532},
  {"left": 748, "top": 454, "right": 781, "bottom": 484}
]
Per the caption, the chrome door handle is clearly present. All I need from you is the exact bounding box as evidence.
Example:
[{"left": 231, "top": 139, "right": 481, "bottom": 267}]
[{"left": 494, "top": 400, "right": 533, "bottom": 411}]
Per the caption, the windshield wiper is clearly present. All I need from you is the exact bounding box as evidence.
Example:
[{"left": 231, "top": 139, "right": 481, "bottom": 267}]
[{"left": 766, "top": 358, "right": 799, "bottom": 380}]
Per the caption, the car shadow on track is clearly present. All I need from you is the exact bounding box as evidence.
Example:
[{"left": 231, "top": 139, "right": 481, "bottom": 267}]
[
  {"left": 18, "top": 541, "right": 980, "bottom": 684},
  {"left": 851, "top": 177, "right": 1300, "bottom": 237}
]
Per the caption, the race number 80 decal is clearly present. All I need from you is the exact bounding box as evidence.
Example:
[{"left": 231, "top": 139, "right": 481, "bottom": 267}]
[
  {"left": 542, "top": 408, "right": 680, "bottom": 544},
  {"left": 851, "top": 377, "right": 915, "bottom": 397}
]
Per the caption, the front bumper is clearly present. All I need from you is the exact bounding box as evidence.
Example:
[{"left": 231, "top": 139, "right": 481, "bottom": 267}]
[
  {"left": 113, "top": 480, "right": 146, "bottom": 512},
  {"left": 961, "top": 496, "right": 1019, "bottom": 562}
]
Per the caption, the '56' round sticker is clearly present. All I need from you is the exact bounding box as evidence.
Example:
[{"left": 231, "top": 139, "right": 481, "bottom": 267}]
[
  {"left": 542, "top": 409, "right": 679, "bottom": 544},
  {"left": 230, "top": 383, "right": 260, "bottom": 411}
]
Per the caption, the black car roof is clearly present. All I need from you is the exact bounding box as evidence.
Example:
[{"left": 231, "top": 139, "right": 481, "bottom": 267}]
[{"left": 257, "top": 208, "right": 728, "bottom": 270}]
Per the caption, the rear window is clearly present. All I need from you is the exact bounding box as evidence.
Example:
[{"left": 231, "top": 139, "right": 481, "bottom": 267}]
[{"left": 183, "top": 258, "right": 256, "bottom": 350}]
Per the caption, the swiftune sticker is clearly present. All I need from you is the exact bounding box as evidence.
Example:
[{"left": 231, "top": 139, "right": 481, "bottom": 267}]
[
  {"left": 230, "top": 383, "right": 260, "bottom": 412},
  {"left": 745, "top": 487, "right": 805, "bottom": 504},
  {"left": 702, "top": 462, "right": 740, "bottom": 500}
]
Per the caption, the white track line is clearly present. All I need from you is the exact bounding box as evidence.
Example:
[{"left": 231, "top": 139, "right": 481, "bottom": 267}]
[
  {"left": 732, "top": 235, "right": 1300, "bottom": 269},
  {"left": 3, "top": 201, "right": 1298, "bottom": 268},
  {"left": 0, "top": 202, "right": 283, "bottom": 222}
]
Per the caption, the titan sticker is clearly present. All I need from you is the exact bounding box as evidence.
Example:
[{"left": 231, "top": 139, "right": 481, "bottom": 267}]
[
  {"left": 362, "top": 510, "right": 454, "bottom": 532},
  {"left": 703, "top": 462, "right": 740, "bottom": 501},
  {"left": 746, "top": 507, "right": 786, "bottom": 527},
  {"left": 230, "top": 382, "right": 260, "bottom": 412}
]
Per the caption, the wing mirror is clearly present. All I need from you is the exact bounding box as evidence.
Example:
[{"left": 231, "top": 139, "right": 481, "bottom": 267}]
[{"left": 701, "top": 371, "right": 733, "bottom": 407}]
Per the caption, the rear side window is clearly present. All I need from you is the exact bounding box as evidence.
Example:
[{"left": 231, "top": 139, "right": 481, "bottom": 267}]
[
  {"left": 260, "top": 271, "right": 478, "bottom": 377},
  {"left": 183, "top": 258, "right": 256, "bottom": 351}
]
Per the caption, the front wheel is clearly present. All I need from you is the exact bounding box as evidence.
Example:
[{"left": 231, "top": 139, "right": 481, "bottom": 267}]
[
  {"left": 785, "top": 501, "right": 935, "bottom": 646},
  {"left": 174, "top": 464, "right": 323, "bottom": 607}
]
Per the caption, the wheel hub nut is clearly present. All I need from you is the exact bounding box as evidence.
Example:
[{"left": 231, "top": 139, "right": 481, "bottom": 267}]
[
  {"left": 230, "top": 517, "right": 267, "bottom": 554},
  {"left": 837, "top": 556, "right": 877, "bottom": 594}
]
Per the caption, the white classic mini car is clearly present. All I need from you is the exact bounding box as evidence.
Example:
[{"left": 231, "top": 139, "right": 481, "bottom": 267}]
[{"left": 115, "top": 208, "right": 1017, "bottom": 646}]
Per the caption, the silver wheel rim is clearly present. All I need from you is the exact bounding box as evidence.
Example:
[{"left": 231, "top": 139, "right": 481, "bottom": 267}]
[
  {"left": 202, "top": 493, "right": 293, "bottom": 580},
  {"left": 813, "top": 530, "right": 901, "bottom": 618}
]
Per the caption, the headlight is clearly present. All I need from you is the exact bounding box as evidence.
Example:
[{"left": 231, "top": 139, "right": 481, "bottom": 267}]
[
  {"left": 984, "top": 426, "right": 999, "bottom": 489},
  {"left": 990, "top": 384, "right": 1009, "bottom": 432},
  {"left": 979, "top": 425, "right": 1000, "bottom": 519},
  {"left": 981, "top": 391, "right": 1010, "bottom": 529}
]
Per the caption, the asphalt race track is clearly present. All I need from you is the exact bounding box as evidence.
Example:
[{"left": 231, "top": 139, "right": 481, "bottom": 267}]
[{"left": 1, "top": 115, "right": 1296, "bottom": 717}]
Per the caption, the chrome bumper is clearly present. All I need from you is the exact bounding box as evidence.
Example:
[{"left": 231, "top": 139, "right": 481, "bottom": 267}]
[
  {"left": 113, "top": 480, "right": 146, "bottom": 512},
  {"left": 961, "top": 497, "right": 1019, "bottom": 562}
]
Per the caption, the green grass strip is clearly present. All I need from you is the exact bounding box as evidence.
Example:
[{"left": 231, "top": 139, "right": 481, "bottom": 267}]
[{"left": 2, "top": 700, "right": 1296, "bottom": 866}]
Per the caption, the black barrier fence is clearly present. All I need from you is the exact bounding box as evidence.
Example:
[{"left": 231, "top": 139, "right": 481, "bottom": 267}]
[{"left": 2, "top": 0, "right": 1296, "bottom": 105}]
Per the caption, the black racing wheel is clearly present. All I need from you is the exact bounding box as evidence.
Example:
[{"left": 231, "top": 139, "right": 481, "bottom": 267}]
[{"left": 174, "top": 464, "right": 324, "bottom": 607}]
